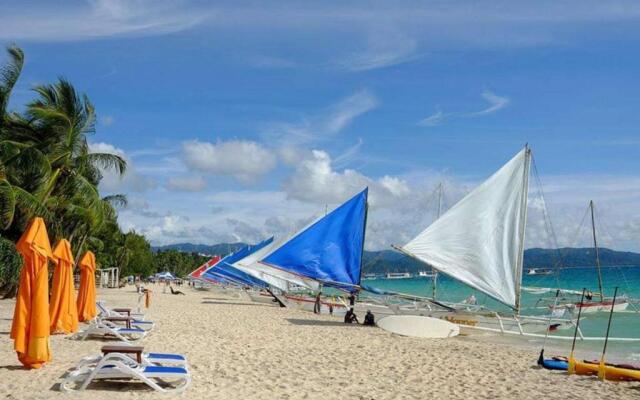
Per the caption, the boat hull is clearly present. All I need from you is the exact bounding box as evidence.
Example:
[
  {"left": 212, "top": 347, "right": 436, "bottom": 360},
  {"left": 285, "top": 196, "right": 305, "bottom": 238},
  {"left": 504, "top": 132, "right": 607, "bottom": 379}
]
[
  {"left": 574, "top": 360, "right": 640, "bottom": 381},
  {"left": 282, "top": 294, "right": 349, "bottom": 316}
]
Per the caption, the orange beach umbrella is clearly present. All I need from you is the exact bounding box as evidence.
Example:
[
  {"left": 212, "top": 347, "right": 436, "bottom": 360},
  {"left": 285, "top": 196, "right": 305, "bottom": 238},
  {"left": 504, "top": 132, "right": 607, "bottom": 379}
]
[
  {"left": 76, "top": 251, "right": 97, "bottom": 322},
  {"left": 49, "top": 239, "right": 78, "bottom": 334},
  {"left": 10, "top": 217, "right": 53, "bottom": 369}
]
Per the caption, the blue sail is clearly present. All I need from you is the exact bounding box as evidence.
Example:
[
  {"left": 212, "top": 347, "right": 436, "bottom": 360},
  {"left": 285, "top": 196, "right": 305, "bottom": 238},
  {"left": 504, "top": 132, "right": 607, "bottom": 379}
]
[
  {"left": 203, "top": 237, "right": 274, "bottom": 288},
  {"left": 262, "top": 188, "right": 368, "bottom": 290}
]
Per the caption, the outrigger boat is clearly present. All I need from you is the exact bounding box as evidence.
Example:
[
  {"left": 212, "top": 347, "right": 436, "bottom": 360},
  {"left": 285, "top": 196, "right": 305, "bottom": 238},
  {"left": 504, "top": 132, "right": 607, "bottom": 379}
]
[
  {"left": 390, "top": 147, "right": 639, "bottom": 341},
  {"left": 558, "top": 200, "right": 629, "bottom": 314}
]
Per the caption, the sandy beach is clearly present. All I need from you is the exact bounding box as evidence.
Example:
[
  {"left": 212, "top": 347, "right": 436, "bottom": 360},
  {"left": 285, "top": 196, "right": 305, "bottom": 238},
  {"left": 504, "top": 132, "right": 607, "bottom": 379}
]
[{"left": 1, "top": 286, "right": 638, "bottom": 400}]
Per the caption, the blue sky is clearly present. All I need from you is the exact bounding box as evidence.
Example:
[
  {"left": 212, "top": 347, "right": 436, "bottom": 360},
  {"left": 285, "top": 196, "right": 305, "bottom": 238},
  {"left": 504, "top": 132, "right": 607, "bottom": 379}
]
[{"left": 2, "top": 1, "right": 640, "bottom": 250}]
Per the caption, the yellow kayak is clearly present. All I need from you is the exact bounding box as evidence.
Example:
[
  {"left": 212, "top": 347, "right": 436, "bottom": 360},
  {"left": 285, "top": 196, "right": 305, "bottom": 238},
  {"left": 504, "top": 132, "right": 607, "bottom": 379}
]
[{"left": 571, "top": 359, "right": 640, "bottom": 381}]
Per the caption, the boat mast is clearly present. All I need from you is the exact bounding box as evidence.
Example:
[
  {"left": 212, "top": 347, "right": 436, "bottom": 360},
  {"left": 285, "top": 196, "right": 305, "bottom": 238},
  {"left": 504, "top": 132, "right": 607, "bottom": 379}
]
[
  {"left": 590, "top": 200, "right": 604, "bottom": 302},
  {"left": 431, "top": 183, "right": 443, "bottom": 299},
  {"left": 514, "top": 146, "right": 531, "bottom": 315},
  {"left": 355, "top": 195, "right": 369, "bottom": 310}
]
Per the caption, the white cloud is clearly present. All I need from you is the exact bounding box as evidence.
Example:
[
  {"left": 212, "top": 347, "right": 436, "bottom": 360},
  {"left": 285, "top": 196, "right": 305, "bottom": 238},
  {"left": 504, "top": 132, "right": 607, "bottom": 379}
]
[
  {"left": 0, "top": 0, "right": 208, "bottom": 41},
  {"left": 265, "top": 90, "right": 378, "bottom": 146},
  {"left": 181, "top": 139, "right": 277, "bottom": 182},
  {"left": 283, "top": 149, "right": 409, "bottom": 208},
  {"left": 336, "top": 30, "right": 419, "bottom": 71},
  {"left": 165, "top": 175, "right": 207, "bottom": 192},
  {"left": 419, "top": 90, "right": 509, "bottom": 127},
  {"left": 89, "top": 142, "right": 157, "bottom": 193},
  {"left": 419, "top": 110, "right": 448, "bottom": 127},
  {"left": 467, "top": 90, "right": 510, "bottom": 116}
]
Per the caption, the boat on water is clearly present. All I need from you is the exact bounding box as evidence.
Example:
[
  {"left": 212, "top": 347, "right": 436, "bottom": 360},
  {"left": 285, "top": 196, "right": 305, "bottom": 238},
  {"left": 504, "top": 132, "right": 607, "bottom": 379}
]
[
  {"left": 386, "top": 272, "right": 411, "bottom": 279},
  {"left": 526, "top": 268, "right": 553, "bottom": 276},
  {"left": 545, "top": 201, "right": 630, "bottom": 315}
]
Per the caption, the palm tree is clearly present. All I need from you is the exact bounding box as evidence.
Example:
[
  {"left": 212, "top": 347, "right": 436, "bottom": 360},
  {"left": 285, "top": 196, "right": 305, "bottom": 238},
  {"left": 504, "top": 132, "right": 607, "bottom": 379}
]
[
  {"left": 0, "top": 45, "right": 51, "bottom": 232},
  {"left": 0, "top": 44, "right": 135, "bottom": 295}
]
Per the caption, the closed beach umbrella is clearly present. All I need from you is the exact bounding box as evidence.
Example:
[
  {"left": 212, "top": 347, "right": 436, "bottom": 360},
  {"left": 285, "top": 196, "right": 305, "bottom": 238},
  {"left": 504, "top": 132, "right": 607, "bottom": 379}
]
[
  {"left": 49, "top": 239, "right": 78, "bottom": 334},
  {"left": 76, "top": 251, "right": 97, "bottom": 322},
  {"left": 10, "top": 217, "right": 53, "bottom": 369}
]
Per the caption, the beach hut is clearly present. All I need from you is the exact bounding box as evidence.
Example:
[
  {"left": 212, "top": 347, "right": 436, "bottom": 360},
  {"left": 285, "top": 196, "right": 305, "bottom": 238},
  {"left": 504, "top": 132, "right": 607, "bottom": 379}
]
[{"left": 10, "top": 217, "right": 54, "bottom": 369}]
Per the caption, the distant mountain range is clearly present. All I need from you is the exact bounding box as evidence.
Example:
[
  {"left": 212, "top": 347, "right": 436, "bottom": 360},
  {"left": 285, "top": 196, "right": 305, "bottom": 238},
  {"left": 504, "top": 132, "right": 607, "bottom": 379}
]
[{"left": 153, "top": 243, "right": 640, "bottom": 273}]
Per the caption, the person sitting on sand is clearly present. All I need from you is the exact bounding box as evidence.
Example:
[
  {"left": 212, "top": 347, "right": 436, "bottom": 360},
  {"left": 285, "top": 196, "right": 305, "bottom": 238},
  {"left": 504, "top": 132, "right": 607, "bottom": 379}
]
[
  {"left": 363, "top": 310, "right": 375, "bottom": 326},
  {"left": 344, "top": 309, "right": 359, "bottom": 324}
]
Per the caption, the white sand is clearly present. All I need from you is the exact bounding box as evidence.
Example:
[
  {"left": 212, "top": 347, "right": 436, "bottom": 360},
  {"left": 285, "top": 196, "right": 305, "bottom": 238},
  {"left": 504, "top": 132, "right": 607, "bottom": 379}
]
[{"left": 1, "top": 286, "right": 638, "bottom": 399}]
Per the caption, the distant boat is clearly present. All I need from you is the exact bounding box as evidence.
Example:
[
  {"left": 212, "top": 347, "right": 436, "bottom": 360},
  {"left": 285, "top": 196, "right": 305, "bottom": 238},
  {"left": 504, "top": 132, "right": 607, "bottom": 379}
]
[
  {"left": 362, "top": 273, "right": 380, "bottom": 280},
  {"left": 386, "top": 272, "right": 412, "bottom": 279},
  {"left": 526, "top": 268, "right": 553, "bottom": 276}
]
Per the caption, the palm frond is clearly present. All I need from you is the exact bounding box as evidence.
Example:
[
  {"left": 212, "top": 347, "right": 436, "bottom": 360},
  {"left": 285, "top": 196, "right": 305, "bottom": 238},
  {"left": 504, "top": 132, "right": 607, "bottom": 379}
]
[
  {"left": 81, "top": 152, "right": 127, "bottom": 176},
  {"left": 0, "top": 45, "right": 25, "bottom": 117},
  {"left": 0, "top": 179, "right": 16, "bottom": 229},
  {"left": 103, "top": 194, "right": 128, "bottom": 209}
]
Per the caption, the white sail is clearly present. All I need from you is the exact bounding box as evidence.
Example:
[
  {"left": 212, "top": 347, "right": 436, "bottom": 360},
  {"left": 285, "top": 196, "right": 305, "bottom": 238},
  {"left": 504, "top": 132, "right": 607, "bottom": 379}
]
[
  {"left": 232, "top": 237, "right": 320, "bottom": 292},
  {"left": 399, "top": 148, "right": 530, "bottom": 309}
]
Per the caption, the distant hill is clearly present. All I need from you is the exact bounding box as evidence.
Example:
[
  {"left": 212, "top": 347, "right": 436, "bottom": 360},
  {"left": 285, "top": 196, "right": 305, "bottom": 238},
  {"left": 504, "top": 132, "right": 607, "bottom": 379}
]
[{"left": 153, "top": 243, "right": 640, "bottom": 274}]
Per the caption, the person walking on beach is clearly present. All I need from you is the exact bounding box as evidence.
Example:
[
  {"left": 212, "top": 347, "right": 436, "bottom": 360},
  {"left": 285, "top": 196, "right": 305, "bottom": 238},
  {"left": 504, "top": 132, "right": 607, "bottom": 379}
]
[{"left": 314, "top": 292, "right": 322, "bottom": 314}]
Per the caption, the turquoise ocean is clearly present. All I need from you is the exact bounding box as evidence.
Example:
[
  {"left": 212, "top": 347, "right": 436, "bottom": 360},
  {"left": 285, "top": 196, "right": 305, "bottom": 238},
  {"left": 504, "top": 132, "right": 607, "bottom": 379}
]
[{"left": 363, "top": 266, "right": 640, "bottom": 362}]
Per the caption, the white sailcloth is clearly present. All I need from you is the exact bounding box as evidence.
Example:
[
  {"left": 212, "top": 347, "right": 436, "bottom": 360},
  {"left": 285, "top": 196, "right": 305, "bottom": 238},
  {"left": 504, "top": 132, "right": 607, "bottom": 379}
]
[
  {"left": 400, "top": 148, "right": 530, "bottom": 309},
  {"left": 232, "top": 237, "right": 320, "bottom": 292}
]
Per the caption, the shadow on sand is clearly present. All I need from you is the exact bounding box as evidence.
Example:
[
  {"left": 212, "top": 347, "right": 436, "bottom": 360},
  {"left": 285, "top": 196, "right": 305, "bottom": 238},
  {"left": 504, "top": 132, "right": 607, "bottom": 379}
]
[
  {"left": 286, "top": 318, "right": 355, "bottom": 327},
  {"left": 201, "top": 300, "right": 268, "bottom": 307},
  {"left": 0, "top": 365, "right": 24, "bottom": 371}
]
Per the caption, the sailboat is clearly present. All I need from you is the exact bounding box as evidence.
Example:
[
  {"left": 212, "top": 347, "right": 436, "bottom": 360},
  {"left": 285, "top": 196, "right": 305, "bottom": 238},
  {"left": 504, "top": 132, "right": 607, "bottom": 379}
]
[
  {"left": 391, "top": 147, "right": 638, "bottom": 341},
  {"left": 553, "top": 201, "right": 629, "bottom": 314},
  {"left": 230, "top": 189, "right": 369, "bottom": 314}
]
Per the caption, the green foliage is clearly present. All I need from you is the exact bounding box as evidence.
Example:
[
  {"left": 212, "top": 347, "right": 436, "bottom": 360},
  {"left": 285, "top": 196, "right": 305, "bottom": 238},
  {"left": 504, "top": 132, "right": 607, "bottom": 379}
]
[
  {"left": 122, "top": 232, "right": 154, "bottom": 278},
  {"left": 153, "top": 249, "right": 209, "bottom": 279},
  {"left": 0, "top": 236, "right": 22, "bottom": 298},
  {"left": 0, "top": 45, "right": 138, "bottom": 295}
]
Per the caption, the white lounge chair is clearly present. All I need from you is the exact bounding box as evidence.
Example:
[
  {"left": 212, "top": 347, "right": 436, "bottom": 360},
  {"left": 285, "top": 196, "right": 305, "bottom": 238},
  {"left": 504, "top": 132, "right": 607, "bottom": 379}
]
[
  {"left": 59, "top": 352, "right": 190, "bottom": 393},
  {"left": 96, "top": 302, "right": 155, "bottom": 331},
  {"left": 77, "top": 350, "right": 187, "bottom": 367},
  {"left": 97, "top": 300, "right": 148, "bottom": 320},
  {"left": 72, "top": 320, "right": 148, "bottom": 342}
]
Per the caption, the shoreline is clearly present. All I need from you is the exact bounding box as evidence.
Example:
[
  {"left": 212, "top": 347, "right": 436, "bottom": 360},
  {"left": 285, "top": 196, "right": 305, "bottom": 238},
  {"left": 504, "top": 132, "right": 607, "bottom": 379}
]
[{"left": 1, "top": 287, "right": 638, "bottom": 399}]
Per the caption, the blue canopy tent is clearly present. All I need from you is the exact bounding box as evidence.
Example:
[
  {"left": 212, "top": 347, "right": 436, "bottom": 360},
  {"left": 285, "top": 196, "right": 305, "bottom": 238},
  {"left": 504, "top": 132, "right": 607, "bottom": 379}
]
[
  {"left": 262, "top": 188, "right": 368, "bottom": 292},
  {"left": 202, "top": 237, "right": 274, "bottom": 288}
]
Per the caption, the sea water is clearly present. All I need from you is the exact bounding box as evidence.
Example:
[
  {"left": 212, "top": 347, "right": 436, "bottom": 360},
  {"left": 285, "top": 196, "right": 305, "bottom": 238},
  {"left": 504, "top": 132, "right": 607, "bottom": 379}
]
[{"left": 364, "top": 266, "right": 640, "bottom": 362}]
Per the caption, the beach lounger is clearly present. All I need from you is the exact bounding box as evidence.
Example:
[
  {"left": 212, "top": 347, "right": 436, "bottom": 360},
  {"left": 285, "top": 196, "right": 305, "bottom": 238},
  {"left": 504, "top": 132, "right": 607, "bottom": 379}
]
[
  {"left": 97, "top": 300, "right": 147, "bottom": 320},
  {"left": 59, "top": 352, "right": 190, "bottom": 393},
  {"left": 72, "top": 319, "right": 148, "bottom": 342},
  {"left": 96, "top": 304, "right": 155, "bottom": 331},
  {"left": 76, "top": 345, "right": 187, "bottom": 367}
]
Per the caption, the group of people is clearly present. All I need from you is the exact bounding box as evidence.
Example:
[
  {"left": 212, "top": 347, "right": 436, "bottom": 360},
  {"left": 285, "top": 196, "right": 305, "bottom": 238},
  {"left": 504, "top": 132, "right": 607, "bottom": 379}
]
[{"left": 313, "top": 291, "right": 375, "bottom": 326}]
